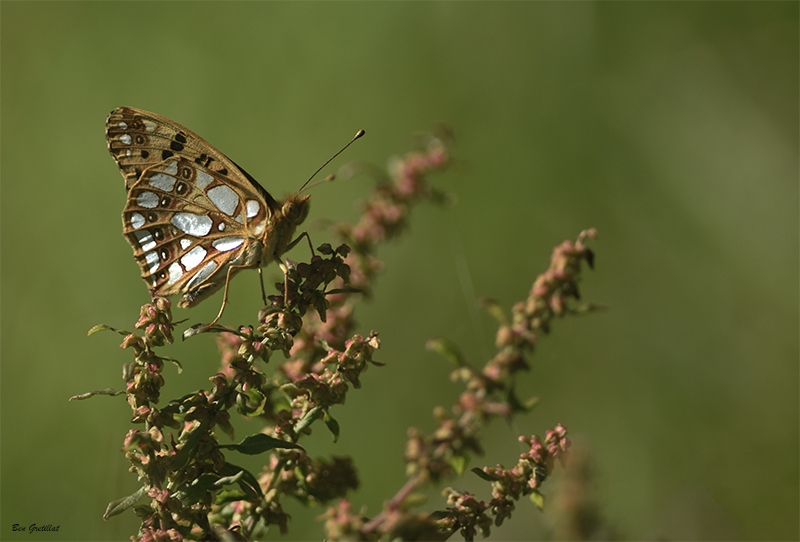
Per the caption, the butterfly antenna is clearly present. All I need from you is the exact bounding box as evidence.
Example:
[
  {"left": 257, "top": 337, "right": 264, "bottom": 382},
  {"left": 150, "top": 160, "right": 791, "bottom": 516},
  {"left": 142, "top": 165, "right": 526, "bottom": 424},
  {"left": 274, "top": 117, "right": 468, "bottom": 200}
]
[
  {"left": 301, "top": 173, "right": 336, "bottom": 193},
  {"left": 299, "top": 129, "right": 365, "bottom": 193}
]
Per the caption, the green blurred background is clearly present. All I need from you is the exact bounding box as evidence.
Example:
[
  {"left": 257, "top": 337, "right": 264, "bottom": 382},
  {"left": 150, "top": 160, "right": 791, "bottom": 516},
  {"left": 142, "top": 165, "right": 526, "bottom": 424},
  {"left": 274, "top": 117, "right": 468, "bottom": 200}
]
[{"left": 2, "top": 3, "right": 797, "bottom": 541}]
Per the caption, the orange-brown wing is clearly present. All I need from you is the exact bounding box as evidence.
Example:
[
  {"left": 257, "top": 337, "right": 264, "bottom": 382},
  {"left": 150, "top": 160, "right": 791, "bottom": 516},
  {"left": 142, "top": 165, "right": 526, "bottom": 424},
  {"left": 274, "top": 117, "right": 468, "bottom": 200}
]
[
  {"left": 105, "top": 107, "right": 299, "bottom": 307},
  {"left": 106, "top": 107, "right": 277, "bottom": 206},
  {"left": 122, "top": 157, "right": 273, "bottom": 307}
]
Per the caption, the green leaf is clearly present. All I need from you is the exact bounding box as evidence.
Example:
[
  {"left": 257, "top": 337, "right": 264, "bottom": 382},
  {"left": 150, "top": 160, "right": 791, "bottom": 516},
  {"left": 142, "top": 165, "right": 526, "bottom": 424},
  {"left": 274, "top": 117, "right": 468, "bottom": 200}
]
[
  {"left": 219, "top": 463, "right": 264, "bottom": 499},
  {"left": 88, "top": 324, "right": 131, "bottom": 337},
  {"left": 214, "top": 489, "right": 248, "bottom": 506},
  {"left": 573, "top": 302, "right": 608, "bottom": 315},
  {"left": 279, "top": 382, "right": 300, "bottom": 395},
  {"left": 218, "top": 433, "right": 303, "bottom": 455},
  {"left": 132, "top": 505, "right": 154, "bottom": 518},
  {"left": 529, "top": 490, "right": 545, "bottom": 511},
  {"left": 425, "top": 338, "right": 465, "bottom": 367},
  {"left": 325, "top": 287, "right": 362, "bottom": 296},
  {"left": 324, "top": 411, "right": 340, "bottom": 443},
  {"left": 68, "top": 388, "right": 125, "bottom": 401},
  {"left": 214, "top": 469, "right": 245, "bottom": 487},
  {"left": 103, "top": 486, "right": 145, "bottom": 520},
  {"left": 294, "top": 466, "right": 310, "bottom": 494},
  {"left": 182, "top": 322, "right": 240, "bottom": 340},
  {"left": 471, "top": 467, "right": 500, "bottom": 482},
  {"left": 171, "top": 418, "right": 211, "bottom": 471},
  {"left": 174, "top": 473, "right": 220, "bottom": 506},
  {"left": 477, "top": 297, "right": 507, "bottom": 325},
  {"left": 161, "top": 393, "right": 199, "bottom": 415},
  {"left": 401, "top": 492, "right": 429, "bottom": 508},
  {"left": 237, "top": 388, "right": 267, "bottom": 417},
  {"left": 448, "top": 454, "right": 467, "bottom": 475},
  {"left": 294, "top": 405, "right": 323, "bottom": 434},
  {"left": 163, "top": 356, "right": 183, "bottom": 373},
  {"left": 507, "top": 386, "right": 539, "bottom": 413}
]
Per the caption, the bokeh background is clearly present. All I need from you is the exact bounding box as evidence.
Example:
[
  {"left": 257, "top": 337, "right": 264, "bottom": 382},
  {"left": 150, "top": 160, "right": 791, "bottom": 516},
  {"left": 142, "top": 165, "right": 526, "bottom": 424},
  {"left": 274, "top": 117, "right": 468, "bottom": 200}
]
[{"left": 2, "top": 3, "right": 797, "bottom": 541}]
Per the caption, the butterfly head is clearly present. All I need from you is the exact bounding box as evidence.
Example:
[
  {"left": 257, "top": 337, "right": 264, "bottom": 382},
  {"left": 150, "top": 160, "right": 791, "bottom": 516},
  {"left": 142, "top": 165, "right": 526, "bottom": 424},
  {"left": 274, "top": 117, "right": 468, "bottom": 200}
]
[{"left": 280, "top": 193, "right": 311, "bottom": 227}]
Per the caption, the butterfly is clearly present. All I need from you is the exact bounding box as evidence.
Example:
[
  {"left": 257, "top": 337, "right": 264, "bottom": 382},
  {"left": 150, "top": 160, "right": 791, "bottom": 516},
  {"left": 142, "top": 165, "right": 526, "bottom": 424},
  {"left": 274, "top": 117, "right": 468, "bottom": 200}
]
[{"left": 106, "top": 107, "right": 326, "bottom": 326}]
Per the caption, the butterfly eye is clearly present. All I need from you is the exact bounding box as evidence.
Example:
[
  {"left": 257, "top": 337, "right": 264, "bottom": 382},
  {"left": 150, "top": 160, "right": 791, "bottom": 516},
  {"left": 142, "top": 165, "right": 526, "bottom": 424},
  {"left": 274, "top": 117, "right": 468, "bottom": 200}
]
[{"left": 282, "top": 199, "right": 310, "bottom": 224}]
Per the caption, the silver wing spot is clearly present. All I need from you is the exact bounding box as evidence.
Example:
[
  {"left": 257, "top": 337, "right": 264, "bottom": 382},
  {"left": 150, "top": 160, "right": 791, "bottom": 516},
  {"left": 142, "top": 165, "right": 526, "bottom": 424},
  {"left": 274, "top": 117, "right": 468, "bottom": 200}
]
[
  {"left": 180, "top": 246, "right": 207, "bottom": 271},
  {"left": 196, "top": 170, "right": 213, "bottom": 190},
  {"left": 207, "top": 185, "right": 239, "bottom": 216},
  {"left": 130, "top": 212, "right": 145, "bottom": 229},
  {"left": 133, "top": 230, "right": 156, "bottom": 252},
  {"left": 147, "top": 162, "right": 178, "bottom": 192},
  {"left": 167, "top": 262, "right": 183, "bottom": 285},
  {"left": 137, "top": 191, "right": 159, "bottom": 209},
  {"left": 145, "top": 250, "right": 160, "bottom": 273},
  {"left": 212, "top": 237, "right": 245, "bottom": 252},
  {"left": 171, "top": 213, "right": 213, "bottom": 236},
  {"left": 187, "top": 261, "right": 218, "bottom": 290},
  {"left": 246, "top": 200, "right": 260, "bottom": 218}
]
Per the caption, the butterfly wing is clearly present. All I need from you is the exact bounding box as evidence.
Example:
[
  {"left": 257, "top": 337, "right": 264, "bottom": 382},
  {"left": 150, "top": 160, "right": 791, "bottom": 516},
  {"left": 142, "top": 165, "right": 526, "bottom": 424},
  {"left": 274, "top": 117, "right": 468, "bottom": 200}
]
[
  {"left": 106, "top": 107, "right": 278, "bottom": 206},
  {"left": 106, "top": 108, "right": 279, "bottom": 307},
  {"left": 124, "top": 156, "right": 278, "bottom": 306}
]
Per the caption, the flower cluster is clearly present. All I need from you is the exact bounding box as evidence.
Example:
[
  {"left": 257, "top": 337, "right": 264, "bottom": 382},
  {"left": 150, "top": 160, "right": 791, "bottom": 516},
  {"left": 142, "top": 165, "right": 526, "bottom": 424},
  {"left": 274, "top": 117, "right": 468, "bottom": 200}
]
[
  {"left": 83, "top": 126, "right": 599, "bottom": 541},
  {"left": 84, "top": 299, "right": 235, "bottom": 539},
  {"left": 407, "top": 230, "right": 594, "bottom": 479},
  {"left": 210, "top": 450, "right": 359, "bottom": 539},
  {"left": 192, "top": 136, "right": 450, "bottom": 539},
  {"left": 338, "top": 129, "right": 451, "bottom": 295},
  {"left": 328, "top": 229, "right": 596, "bottom": 540},
  {"left": 120, "top": 297, "right": 175, "bottom": 407},
  {"left": 84, "top": 243, "right": 359, "bottom": 540},
  {"left": 322, "top": 500, "right": 377, "bottom": 541},
  {"left": 480, "top": 427, "right": 571, "bottom": 524}
]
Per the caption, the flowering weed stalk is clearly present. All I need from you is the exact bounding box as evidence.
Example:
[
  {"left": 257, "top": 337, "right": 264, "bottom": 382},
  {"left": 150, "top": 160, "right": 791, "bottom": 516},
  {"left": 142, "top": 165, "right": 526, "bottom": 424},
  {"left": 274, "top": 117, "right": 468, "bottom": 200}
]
[{"left": 75, "top": 128, "right": 598, "bottom": 541}]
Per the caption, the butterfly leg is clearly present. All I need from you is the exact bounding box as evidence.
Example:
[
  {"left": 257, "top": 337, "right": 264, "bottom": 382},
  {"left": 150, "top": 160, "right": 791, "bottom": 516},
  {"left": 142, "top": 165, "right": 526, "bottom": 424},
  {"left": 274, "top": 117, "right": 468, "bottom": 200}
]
[
  {"left": 258, "top": 268, "right": 268, "bottom": 306},
  {"left": 285, "top": 231, "right": 315, "bottom": 257},
  {"left": 203, "top": 263, "right": 251, "bottom": 331}
]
